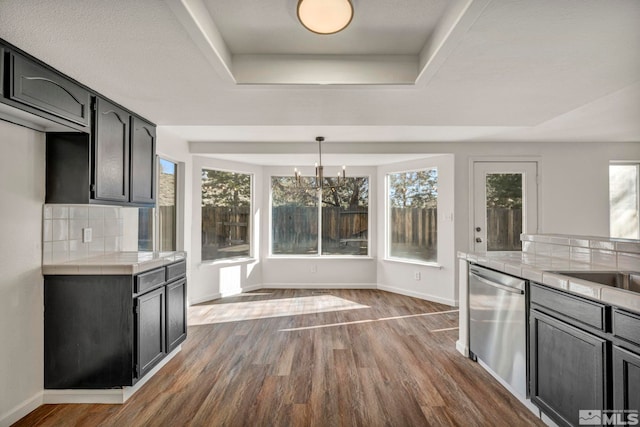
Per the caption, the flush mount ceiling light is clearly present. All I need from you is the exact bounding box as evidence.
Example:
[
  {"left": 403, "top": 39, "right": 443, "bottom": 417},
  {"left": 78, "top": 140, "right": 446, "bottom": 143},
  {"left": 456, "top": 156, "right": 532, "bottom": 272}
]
[{"left": 297, "top": 0, "right": 354, "bottom": 35}]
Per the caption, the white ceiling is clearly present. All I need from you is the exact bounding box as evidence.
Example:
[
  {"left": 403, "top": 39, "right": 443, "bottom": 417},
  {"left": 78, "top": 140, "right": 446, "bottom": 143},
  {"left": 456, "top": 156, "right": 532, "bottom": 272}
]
[{"left": 0, "top": 0, "right": 638, "bottom": 165}]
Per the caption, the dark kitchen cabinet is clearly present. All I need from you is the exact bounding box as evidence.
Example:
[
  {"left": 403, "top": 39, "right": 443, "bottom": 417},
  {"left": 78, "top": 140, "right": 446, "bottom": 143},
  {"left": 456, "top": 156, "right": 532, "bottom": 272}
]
[
  {"left": 613, "top": 346, "right": 640, "bottom": 412},
  {"left": 166, "top": 278, "right": 187, "bottom": 353},
  {"left": 93, "top": 97, "right": 130, "bottom": 203},
  {"left": 1, "top": 39, "right": 89, "bottom": 131},
  {"left": 44, "top": 259, "right": 187, "bottom": 389},
  {"left": 46, "top": 99, "right": 156, "bottom": 207},
  {"left": 44, "top": 275, "right": 135, "bottom": 389},
  {"left": 136, "top": 286, "right": 166, "bottom": 379},
  {"left": 9, "top": 51, "right": 91, "bottom": 126},
  {"left": 130, "top": 116, "right": 156, "bottom": 204},
  {"left": 529, "top": 309, "right": 607, "bottom": 427}
]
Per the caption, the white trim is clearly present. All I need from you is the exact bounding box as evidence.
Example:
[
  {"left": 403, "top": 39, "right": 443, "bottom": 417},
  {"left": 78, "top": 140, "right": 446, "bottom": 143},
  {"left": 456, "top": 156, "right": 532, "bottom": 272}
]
[
  {"left": 189, "top": 292, "right": 222, "bottom": 305},
  {"left": 42, "top": 346, "right": 182, "bottom": 405},
  {"left": 382, "top": 257, "right": 441, "bottom": 268},
  {"left": 267, "top": 255, "right": 374, "bottom": 260},
  {"left": 455, "top": 340, "right": 469, "bottom": 357},
  {"left": 477, "top": 358, "right": 541, "bottom": 418},
  {"left": 219, "top": 283, "right": 263, "bottom": 298},
  {"left": 262, "top": 282, "right": 376, "bottom": 290},
  {"left": 376, "top": 284, "right": 457, "bottom": 307},
  {"left": 0, "top": 391, "right": 43, "bottom": 427}
]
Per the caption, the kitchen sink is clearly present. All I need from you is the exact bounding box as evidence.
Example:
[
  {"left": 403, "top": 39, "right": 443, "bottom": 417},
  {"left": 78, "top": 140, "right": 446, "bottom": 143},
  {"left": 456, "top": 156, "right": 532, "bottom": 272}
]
[{"left": 550, "top": 271, "right": 640, "bottom": 293}]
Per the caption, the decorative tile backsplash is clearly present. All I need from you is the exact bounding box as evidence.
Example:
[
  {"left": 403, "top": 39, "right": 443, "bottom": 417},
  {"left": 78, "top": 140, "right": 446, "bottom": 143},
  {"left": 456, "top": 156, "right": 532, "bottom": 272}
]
[
  {"left": 521, "top": 233, "right": 640, "bottom": 270},
  {"left": 43, "top": 205, "right": 124, "bottom": 264}
]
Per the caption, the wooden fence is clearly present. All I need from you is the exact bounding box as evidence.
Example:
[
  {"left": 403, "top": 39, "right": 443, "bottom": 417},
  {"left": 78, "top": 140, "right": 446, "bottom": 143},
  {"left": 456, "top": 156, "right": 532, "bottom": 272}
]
[
  {"left": 200, "top": 206, "right": 523, "bottom": 252},
  {"left": 486, "top": 207, "right": 522, "bottom": 251}
]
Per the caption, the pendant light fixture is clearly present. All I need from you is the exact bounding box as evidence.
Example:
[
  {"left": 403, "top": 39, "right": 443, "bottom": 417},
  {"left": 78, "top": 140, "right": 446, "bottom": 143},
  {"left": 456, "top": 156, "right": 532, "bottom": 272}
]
[
  {"left": 297, "top": 0, "right": 354, "bottom": 35},
  {"left": 294, "top": 137, "right": 346, "bottom": 191}
]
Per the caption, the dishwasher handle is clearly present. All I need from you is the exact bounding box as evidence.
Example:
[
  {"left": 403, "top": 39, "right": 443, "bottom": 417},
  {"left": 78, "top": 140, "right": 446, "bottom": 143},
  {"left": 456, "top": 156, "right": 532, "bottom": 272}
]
[{"left": 470, "top": 271, "right": 525, "bottom": 295}]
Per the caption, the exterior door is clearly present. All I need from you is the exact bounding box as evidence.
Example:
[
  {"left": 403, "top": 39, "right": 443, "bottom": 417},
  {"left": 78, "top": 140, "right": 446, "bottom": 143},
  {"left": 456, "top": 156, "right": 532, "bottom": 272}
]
[{"left": 473, "top": 161, "right": 538, "bottom": 252}]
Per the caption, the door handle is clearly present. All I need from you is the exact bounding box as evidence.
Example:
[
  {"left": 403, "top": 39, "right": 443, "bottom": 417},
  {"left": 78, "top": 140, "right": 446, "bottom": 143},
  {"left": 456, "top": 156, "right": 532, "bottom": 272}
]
[{"left": 475, "top": 237, "right": 482, "bottom": 243}]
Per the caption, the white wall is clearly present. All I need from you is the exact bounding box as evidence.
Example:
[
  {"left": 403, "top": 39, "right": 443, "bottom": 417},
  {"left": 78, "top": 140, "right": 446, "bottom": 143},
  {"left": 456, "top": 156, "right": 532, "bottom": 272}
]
[
  {"left": 0, "top": 120, "right": 45, "bottom": 425},
  {"left": 156, "top": 127, "right": 194, "bottom": 301},
  {"left": 261, "top": 166, "right": 378, "bottom": 288},
  {"left": 376, "top": 155, "right": 457, "bottom": 305},
  {"left": 189, "top": 156, "right": 263, "bottom": 303}
]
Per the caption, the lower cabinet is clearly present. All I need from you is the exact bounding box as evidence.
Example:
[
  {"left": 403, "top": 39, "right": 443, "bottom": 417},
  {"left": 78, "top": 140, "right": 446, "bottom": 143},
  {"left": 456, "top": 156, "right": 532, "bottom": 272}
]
[
  {"left": 613, "top": 346, "right": 640, "bottom": 412},
  {"left": 529, "top": 309, "right": 607, "bottom": 427},
  {"left": 166, "top": 278, "right": 187, "bottom": 353},
  {"left": 136, "top": 286, "right": 166, "bottom": 379},
  {"left": 44, "top": 260, "right": 187, "bottom": 389}
]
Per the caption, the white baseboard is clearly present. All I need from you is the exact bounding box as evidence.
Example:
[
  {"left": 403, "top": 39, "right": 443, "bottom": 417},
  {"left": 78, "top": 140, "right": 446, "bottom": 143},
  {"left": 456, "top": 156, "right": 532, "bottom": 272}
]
[
  {"left": 376, "top": 284, "right": 457, "bottom": 306},
  {"left": 220, "top": 284, "right": 263, "bottom": 297},
  {"left": 262, "top": 282, "right": 377, "bottom": 289},
  {"left": 455, "top": 340, "right": 469, "bottom": 357},
  {"left": 0, "top": 391, "right": 43, "bottom": 427},
  {"left": 189, "top": 292, "right": 222, "bottom": 305},
  {"left": 43, "top": 345, "right": 182, "bottom": 405}
]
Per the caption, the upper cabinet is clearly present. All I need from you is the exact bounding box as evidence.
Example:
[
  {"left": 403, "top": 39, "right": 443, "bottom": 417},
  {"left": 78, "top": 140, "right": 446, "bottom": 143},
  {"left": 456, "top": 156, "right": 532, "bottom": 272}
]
[
  {"left": 1, "top": 38, "right": 157, "bottom": 207},
  {"left": 130, "top": 117, "right": 156, "bottom": 205},
  {"left": 92, "top": 98, "right": 130, "bottom": 203},
  {"left": 0, "top": 42, "right": 91, "bottom": 132},
  {"left": 46, "top": 97, "right": 156, "bottom": 207},
  {"left": 9, "top": 51, "right": 91, "bottom": 127}
]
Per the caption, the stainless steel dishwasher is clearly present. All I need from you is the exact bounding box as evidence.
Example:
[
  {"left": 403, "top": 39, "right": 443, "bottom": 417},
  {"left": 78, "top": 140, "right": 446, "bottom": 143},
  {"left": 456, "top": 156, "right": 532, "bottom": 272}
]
[{"left": 469, "top": 264, "right": 527, "bottom": 398}]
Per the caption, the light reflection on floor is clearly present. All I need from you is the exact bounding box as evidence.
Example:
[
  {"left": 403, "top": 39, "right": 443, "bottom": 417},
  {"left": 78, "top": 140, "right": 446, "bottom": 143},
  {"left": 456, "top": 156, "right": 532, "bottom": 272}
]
[
  {"left": 189, "top": 294, "right": 370, "bottom": 325},
  {"left": 278, "top": 309, "right": 459, "bottom": 332}
]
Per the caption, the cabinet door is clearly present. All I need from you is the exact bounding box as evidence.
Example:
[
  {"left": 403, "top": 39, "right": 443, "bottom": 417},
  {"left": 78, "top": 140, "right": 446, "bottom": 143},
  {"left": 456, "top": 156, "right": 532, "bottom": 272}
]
[
  {"left": 613, "top": 346, "right": 640, "bottom": 412},
  {"left": 93, "top": 98, "right": 130, "bottom": 202},
  {"left": 136, "top": 286, "right": 166, "bottom": 379},
  {"left": 530, "top": 309, "right": 607, "bottom": 427},
  {"left": 9, "top": 51, "right": 90, "bottom": 126},
  {"left": 130, "top": 116, "right": 156, "bottom": 205},
  {"left": 166, "top": 278, "right": 187, "bottom": 353}
]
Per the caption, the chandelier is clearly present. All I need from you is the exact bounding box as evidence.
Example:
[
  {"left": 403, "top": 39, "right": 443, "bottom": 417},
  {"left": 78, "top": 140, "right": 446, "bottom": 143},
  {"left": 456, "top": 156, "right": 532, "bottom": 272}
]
[
  {"left": 297, "top": 0, "right": 354, "bottom": 35},
  {"left": 294, "top": 137, "right": 346, "bottom": 191}
]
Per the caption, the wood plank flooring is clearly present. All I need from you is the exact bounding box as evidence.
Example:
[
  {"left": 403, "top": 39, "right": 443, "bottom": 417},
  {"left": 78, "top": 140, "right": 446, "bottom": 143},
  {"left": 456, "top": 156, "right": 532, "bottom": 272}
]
[{"left": 14, "top": 289, "right": 544, "bottom": 426}]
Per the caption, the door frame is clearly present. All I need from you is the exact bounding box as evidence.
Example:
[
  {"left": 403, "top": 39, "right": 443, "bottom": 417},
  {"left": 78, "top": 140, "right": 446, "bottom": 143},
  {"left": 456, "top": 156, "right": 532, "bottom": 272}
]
[{"left": 468, "top": 156, "right": 542, "bottom": 252}]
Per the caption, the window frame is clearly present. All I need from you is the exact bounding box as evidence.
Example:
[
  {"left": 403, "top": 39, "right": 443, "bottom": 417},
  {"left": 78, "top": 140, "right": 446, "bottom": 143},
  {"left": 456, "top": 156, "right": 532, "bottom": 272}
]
[
  {"left": 138, "top": 155, "right": 181, "bottom": 252},
  {"left": 268, "top": 174, "right": 372, "bottom": 258},
  {"left": 609, "top": 161, "right": 640, "bottom": 240},
  {"left": 384, "top": 166, "right": 439, "bottom": 267},
  {"left": 200, "top": 166, "right": 254, "bottom": 264}
]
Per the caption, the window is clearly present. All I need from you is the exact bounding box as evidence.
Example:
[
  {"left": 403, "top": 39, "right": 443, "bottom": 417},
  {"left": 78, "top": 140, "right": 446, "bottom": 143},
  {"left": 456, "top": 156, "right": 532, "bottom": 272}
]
[
  {"left": 138, "top": 158, "right": 178, "bottom": 251},
  {"left": 201, "top": 169, "right": 252, "bottom": 261},
  {"left": 610, "top": 163, "right": 640, "bottom": 239},
  {"left": 271, "top": 176, "right": 369, "bottom": 256},
  {"left": 387, "top": 168, "right": 438, "bottom": 263}
]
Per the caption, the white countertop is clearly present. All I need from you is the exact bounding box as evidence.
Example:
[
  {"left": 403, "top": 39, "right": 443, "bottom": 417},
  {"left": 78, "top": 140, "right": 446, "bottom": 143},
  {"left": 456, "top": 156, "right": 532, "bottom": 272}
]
[
  {"left": 458, "top": 250, "right": 640, "bottom": 313},
  {"left": 42, "top": 251, "right": 187, "bottom": 275}
]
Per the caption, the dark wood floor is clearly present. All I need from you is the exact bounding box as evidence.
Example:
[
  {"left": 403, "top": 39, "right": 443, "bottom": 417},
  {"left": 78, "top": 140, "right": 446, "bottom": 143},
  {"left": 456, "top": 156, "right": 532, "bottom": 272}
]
[{"left": 15, "top": 289, "right": 543, "bottom": 426}]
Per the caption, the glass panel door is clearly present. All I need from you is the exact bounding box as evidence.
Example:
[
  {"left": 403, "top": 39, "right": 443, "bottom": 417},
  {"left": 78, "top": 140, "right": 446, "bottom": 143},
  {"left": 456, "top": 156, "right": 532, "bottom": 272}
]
[{"left": 473, "top": 162, "right": 538, "bottom": 252}]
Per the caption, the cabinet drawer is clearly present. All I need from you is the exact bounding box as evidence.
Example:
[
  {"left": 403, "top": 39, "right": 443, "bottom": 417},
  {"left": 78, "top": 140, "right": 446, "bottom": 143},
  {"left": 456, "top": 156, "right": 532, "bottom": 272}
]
[
  {"left": 9, "top": 51, "right": 91, "bottom": 126},
  {"left": 613, "top": 309, "right": 640, "bottom": 346},
  {"left": 531, "top": 283, "right": 606, "bottom": 330},
  {"left": 135, "top": 267, "right": 165, "bottom": 294},
  {"left": 166, "top": 260, "right": 186, "bottom": 282}
]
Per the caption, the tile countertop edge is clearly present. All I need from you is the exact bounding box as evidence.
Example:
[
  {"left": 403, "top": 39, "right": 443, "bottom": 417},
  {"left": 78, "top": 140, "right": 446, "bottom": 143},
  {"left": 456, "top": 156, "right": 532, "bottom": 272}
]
[
  {"left": 42, "top": 251, "right": 187, "bottom": 276},
  {"left": 458, "top": 251, "right": 640, "bottom": 314}
]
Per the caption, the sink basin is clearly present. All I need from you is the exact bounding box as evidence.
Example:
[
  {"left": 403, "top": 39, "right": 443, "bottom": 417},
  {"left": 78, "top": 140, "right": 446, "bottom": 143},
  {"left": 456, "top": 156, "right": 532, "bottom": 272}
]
[{"left": 550, "top": 271, "right": 640, "bottom": 293}]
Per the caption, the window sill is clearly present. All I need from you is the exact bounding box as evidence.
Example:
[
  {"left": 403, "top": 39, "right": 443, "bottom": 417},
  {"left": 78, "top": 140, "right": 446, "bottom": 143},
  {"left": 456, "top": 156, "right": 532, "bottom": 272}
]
[
  {"left": 267, "top": 255, "right": 375, "bottom": 261},
  {"left": 200, "top": 257, "right": 257, "bottom": 266},
  {"left": 383, "top": 257, "right": 442, "bottom": 269}
]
